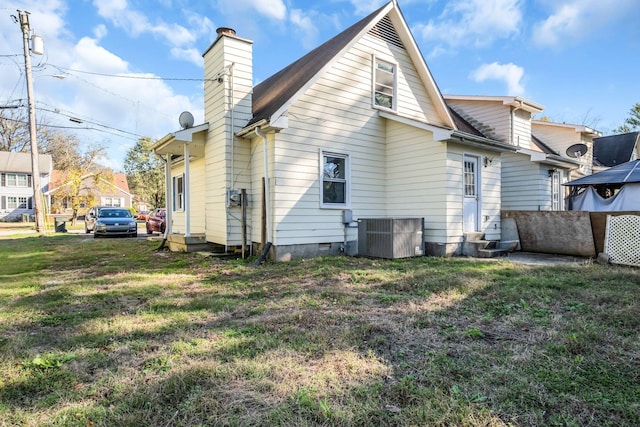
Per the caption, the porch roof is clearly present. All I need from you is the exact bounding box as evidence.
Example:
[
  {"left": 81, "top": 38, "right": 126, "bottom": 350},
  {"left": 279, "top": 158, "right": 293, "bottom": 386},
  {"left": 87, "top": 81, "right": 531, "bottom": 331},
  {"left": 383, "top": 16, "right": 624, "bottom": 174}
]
[{"left": 153, "top": 123, "right": 209, "bottom": 157}]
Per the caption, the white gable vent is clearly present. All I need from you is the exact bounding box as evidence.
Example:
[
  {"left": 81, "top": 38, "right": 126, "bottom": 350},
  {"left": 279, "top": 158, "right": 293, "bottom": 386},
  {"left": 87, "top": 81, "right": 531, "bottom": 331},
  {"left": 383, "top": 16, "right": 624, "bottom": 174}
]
[{"left": 369, "top": 16, "right": 405, "bottom": 50}]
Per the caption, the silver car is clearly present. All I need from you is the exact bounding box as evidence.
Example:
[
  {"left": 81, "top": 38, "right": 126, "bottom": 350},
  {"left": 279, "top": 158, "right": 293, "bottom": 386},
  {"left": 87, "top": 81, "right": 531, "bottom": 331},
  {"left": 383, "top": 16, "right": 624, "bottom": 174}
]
[{"left": 92, "top": 207, "right": 138, "bottom": 238}]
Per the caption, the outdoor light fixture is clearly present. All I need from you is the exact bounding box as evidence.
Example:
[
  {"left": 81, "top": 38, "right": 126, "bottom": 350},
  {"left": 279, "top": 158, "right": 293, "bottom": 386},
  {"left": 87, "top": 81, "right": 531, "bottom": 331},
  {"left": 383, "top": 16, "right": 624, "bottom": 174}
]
[
  {"left": 548, "top": 168, "right": 558, "bottom": 178},
  {"left": 483, "top": 156, "right": 494, "bottom": 167}
]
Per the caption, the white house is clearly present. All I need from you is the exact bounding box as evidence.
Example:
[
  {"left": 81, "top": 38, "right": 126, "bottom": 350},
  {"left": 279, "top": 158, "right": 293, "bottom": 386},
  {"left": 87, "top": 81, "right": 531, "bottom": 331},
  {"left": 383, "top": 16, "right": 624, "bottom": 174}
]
[
  {"left": 0, "top": 151, "right": 53, "bottom": 221},
  {"left": 445, "top": 95, "right": 600, "bottom": 211},
  {"left": 153, "top": 1, "right": 515, "bottom": 260}
]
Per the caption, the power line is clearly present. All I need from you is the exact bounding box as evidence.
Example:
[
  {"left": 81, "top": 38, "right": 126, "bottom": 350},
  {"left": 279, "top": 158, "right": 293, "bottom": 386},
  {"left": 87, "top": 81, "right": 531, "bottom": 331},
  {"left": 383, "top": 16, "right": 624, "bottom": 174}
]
[{"left": 49, "top": 64, "right": 213, "bottom": 82}]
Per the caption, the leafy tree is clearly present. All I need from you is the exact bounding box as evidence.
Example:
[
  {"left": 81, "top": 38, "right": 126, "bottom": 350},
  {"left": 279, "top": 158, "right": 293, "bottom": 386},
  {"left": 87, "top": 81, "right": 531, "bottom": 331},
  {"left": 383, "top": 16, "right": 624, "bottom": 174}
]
[
  {"left": 124, "top": 137, "right": 165, "bottom": 210},
  {"left": 50, "top": 144, "right": 110, "bottom": 224},
  {"left": 613, "top": 102, "right": 640, "bottom": 133}
]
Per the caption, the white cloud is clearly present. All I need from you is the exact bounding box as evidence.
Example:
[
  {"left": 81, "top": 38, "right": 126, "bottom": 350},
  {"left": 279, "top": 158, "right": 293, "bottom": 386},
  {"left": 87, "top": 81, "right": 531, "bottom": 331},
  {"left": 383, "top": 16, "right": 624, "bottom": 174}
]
[
  {"left": 214, "top": 0, "right": 287, "bottom": 20},
  {"left": 346, "top": 0, "right": 389, "bottom": 15},
  {"left": 413, "top": 0, "right": 522, "bottom": 49},
  {"left": 93, "top": 0, "right": 195, "bottom": 47},
  {"left": 170, "top": 48, "right": 204, "bottom": 67},
  {"left": 470, "top": 62, "right": 525, "bottom": 95},
  {"left": 290, "top": 9, "right": 319, "bottom": 49},
  {"left": 533, "top": 0, "right": 638, "bottom": 47}
]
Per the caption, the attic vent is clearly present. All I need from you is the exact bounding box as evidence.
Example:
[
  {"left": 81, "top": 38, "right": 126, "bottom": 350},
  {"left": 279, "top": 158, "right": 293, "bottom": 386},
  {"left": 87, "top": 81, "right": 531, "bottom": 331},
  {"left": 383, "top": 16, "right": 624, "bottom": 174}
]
[{"left": 369, "top": 16, "right": 405, "bottom": 49}]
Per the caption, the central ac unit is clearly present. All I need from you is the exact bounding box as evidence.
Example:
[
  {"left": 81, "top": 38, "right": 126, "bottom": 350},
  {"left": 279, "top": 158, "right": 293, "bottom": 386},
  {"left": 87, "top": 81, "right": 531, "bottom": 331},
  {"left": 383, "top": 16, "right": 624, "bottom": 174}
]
[{"left": 358, "top": 218, "right": 424, "bottom": 259}]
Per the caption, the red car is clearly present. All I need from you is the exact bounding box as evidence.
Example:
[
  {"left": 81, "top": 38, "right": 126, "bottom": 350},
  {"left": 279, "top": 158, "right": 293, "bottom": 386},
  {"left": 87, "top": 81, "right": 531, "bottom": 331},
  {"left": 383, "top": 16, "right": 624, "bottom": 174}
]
[
  {"left": 145, "top": 208, "right": 166, "bottom": 234},
  {"left": 135, "top": 210, "right": 150, "bottom": 221}
]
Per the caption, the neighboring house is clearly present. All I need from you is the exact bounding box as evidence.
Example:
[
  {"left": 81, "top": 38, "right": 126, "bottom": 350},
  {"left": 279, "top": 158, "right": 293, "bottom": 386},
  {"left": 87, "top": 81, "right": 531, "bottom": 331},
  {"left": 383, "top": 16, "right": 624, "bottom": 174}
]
[
  {"left": 46, "top": 171, "right": 133, "bottom": 216},
  {"left": 0, "top": 151, "right": 53, "bottom": 221},
  {"left": 593, "top": 131, "right": 640, "bottom": 168},
  {"left": 153, "top": 1, "right": 515, "bottom": 260},
  {"left": 444, "top": 95, "right": 599, "bottom": 211}
]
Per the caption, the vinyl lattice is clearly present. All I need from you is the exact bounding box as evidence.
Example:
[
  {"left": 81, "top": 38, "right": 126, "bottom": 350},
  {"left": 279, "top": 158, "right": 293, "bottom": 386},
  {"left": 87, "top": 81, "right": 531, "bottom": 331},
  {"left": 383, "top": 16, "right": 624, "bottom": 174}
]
[{"left": 604, "top": 215, "right": 640, "bottom": 267}]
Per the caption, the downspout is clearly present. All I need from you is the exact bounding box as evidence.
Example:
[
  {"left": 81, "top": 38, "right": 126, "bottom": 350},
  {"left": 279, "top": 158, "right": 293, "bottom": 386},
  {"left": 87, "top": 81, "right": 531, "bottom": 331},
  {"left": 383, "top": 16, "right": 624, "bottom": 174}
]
[
  {"left": 254, "top": 126, "right": 272, "bottom": 265},
  {"left": 510, "top": 100, "right": 524, "bottom": 146}
]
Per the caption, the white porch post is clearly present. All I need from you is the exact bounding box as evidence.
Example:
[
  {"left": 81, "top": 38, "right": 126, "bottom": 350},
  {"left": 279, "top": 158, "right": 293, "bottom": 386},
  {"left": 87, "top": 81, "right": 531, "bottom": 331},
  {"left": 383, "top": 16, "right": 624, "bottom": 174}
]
[
  {"left": 184, "top": 142, "right": 190, "bottom": 238},
  {"left": 164, "top": 154, "right": 172, "bottom": 236}
]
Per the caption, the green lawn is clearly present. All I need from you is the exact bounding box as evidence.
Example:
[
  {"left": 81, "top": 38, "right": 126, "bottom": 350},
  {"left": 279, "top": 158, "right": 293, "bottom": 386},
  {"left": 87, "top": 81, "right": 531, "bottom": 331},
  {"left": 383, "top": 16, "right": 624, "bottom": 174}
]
[{"left": 0, "top": 234, "right": 638, "bottom": 426}]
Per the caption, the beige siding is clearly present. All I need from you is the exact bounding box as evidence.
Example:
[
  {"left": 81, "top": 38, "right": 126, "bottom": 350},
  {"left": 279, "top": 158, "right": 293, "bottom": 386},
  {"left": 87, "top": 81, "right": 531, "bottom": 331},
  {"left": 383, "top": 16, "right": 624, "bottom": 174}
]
[
  {"left": 501, "top": 152, "right": 549, "bottom": 210},
  {"left": 447, "top": 144, "right": 503, "bottom": 241},
  {"left": 532, "top": 123, "right": 594, "bottom": 178},
  {"left": 385, "top": 120, "right": 448, "bottom": 241},
  {"left": 513, "top": 109, "right": 532, "bottom": 149},
  {"left": 251, "top": 33, "right": 451, "bottom": 247},
  {"left": 447, "top": 100, "right": 510, "bottom": 142},
  {"left": 203, "top": 34, "right": 254, "bottom": 246},
  {"left": 188, "top": 157, "right": 207, "bottom": 234}
]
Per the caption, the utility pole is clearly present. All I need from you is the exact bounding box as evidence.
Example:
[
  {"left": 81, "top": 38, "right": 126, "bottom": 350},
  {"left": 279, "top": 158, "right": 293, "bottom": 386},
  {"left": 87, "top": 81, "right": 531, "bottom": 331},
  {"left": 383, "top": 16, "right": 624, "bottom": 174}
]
[{"left": 18, "top": 10, "right": 46, "bottom": 235}]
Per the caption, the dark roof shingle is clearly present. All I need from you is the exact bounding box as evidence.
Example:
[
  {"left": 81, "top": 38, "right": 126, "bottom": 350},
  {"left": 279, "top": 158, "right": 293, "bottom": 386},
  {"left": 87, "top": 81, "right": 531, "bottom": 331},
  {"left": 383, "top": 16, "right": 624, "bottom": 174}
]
[{"left": 248, "top": 3, "right": 389, "bottom": 126}]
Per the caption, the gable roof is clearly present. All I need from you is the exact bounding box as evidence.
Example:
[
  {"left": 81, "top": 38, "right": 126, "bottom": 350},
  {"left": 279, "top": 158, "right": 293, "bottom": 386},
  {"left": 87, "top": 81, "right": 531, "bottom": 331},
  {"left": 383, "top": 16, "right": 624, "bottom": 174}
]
[
  {"left": 565, "top": 159, "right": 640, "bottom": 186},
  {"left": 0, "top": 151, "right": 53, "bottom": 174},
  {"left": 246, "top": 1, "right": 455, "bottom": 130},
  {"left": 593, "top": 131, "right": 640, "bottom": 167},
  {"left": 444, "top": 95, "right": 545, "bottom": 114}
]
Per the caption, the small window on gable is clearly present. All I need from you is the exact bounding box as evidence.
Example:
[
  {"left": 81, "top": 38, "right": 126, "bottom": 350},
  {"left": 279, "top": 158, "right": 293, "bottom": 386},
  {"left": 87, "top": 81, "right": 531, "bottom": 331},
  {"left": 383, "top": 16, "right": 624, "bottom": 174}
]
[
  {"left": 320, "top": 151, "right": 350, "bottom": 209},
  {"left": 373, "top": 57, "right": 396, "bottom": 110}
]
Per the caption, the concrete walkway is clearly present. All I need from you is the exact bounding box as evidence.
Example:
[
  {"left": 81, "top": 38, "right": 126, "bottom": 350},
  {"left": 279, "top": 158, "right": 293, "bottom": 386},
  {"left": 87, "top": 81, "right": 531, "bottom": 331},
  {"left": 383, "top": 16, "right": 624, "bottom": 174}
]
[{"left": 503, "top": 251, "right": 593, "bottom": 266}]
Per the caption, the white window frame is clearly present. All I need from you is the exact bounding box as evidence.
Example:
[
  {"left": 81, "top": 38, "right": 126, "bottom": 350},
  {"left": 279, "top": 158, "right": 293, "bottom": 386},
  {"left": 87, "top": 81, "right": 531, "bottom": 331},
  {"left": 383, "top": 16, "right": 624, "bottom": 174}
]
[
  {"left": 372, "top": 55, "right": 397, "bottom": 111},
  {"left": 7, "top": 196, "right": 28, "bottom": 209},
  {"left": 6, "top": 173, "right": 30, "bottom": 188},
  {"left": 320, "top": 150, "right": 351, "bottom": 209},
  {"left": 173, "top": 174, "right": 184, "bottom": 211},
  {"left": 102, "top": 197, "right": 123, "bottom": 207},
  {"left": 551, "top": 170, "right": 562, "bottom": 211}
]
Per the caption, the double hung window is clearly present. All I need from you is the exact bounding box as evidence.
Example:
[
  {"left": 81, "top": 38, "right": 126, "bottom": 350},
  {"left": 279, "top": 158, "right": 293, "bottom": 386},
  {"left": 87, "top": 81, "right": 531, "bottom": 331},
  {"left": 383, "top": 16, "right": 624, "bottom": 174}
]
[
  {"left": 373, "top": 57, "right": 396, "bottom": 110},
  {"left": 321, "top": 151, "right": 349, "bottom": 208},
  {"left": 173, "top": 174, "right": 184, "bottom": 211}
]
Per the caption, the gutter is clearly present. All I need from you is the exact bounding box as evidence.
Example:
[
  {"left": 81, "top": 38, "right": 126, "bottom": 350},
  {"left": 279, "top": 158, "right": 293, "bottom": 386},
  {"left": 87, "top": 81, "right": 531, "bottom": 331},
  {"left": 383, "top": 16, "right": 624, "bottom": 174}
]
[{"left": 449, "top": 131, "right": 517, "bottom": 153}]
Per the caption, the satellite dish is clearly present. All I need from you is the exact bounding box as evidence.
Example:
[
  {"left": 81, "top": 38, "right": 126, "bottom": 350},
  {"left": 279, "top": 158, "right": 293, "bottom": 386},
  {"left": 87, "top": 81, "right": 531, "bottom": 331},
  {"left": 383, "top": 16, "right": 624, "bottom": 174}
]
[
  {"left": 179, "top": 111, "right": 194, "bottom": 129},
  {"left": 566, "top": 143, "right": 588, "bottom": 158}
]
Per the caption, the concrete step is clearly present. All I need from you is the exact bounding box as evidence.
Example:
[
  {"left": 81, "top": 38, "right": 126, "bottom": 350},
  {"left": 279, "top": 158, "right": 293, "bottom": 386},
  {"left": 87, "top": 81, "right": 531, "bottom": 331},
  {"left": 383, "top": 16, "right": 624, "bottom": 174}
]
[{"left": 478, "top": 248, "right": 507, "bottom": 258}]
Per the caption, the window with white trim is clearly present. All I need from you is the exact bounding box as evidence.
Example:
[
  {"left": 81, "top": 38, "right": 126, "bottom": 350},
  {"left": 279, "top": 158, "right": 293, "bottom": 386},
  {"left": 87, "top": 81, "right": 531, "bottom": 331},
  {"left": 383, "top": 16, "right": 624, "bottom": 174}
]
[
  {"left": 373, "top": 57, "right": 396, "bottom": 110},
  {"left": 551, "top": 170, "right": 561, "bottom": 210},
  {"left": 103, "top": 197, "right": 122, "bottom": 207},
  {"left": 321, "top": 151, "right": 349, "bottom": 208},
  {"left": 173, "top": 174, "right": 184, "bottom": 211},
  {"left": 5, "top": 173, "right": 30, "bottom": 187},
  {"left": 7, "top": 196, "right": 28, "bottom": 209}
]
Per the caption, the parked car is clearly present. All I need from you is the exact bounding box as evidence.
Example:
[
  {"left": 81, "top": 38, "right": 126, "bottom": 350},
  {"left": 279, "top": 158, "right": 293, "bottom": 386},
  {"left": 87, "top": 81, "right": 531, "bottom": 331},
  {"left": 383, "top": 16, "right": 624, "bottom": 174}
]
[
  {"left": 84, "top": 205, "right": 109, "bottom": 233},
  {"left": 146, "top": 208, "right": 166, "bottom": 234},
  {"left": 135, "top": 210, "right": 150, "bottom": 221},
  {"left": 92, "top": 207, "right": 138, "bottom": 238}
]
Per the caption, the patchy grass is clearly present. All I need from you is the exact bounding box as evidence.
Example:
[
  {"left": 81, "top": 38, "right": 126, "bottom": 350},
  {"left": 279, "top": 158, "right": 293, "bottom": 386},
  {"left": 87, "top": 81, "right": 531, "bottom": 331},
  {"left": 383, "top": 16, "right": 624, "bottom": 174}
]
[{"left": 0, "top": 234, "right": 639, "bottom": 426}]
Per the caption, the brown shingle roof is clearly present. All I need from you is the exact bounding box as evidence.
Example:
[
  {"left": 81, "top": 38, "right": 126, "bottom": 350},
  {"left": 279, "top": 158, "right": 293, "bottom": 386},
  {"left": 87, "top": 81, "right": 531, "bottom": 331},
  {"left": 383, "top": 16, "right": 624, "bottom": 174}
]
[
  {"left": 248, "top": 3, "right": 389, "bottom": 126},
  {"left": 531, "top": 134, "right": 559, "bottom": 155},
  {"left": 448, "top": 107, "right": 486, "bottom": 138}
]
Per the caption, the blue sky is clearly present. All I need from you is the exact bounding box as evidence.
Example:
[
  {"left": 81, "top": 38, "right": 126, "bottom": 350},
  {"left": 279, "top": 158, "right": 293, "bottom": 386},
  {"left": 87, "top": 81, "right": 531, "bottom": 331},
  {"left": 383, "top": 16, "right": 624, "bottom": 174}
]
[{"left": 1, "top": 0, "right": 639, "bottom": 171}]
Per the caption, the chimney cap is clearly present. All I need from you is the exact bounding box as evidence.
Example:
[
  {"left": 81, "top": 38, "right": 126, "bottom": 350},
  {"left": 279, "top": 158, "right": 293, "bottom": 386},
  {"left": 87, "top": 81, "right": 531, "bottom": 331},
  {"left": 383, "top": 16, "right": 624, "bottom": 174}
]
[{"left": 216, "top": 27, "right": 236, "bottom": 37}]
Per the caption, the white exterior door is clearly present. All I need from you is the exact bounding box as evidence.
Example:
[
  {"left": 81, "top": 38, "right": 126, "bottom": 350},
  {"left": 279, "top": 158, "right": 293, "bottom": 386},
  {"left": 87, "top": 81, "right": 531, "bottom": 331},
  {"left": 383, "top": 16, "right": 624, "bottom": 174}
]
[{"left": 463, "top": 155, "right": 479, "bottom": 232}]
